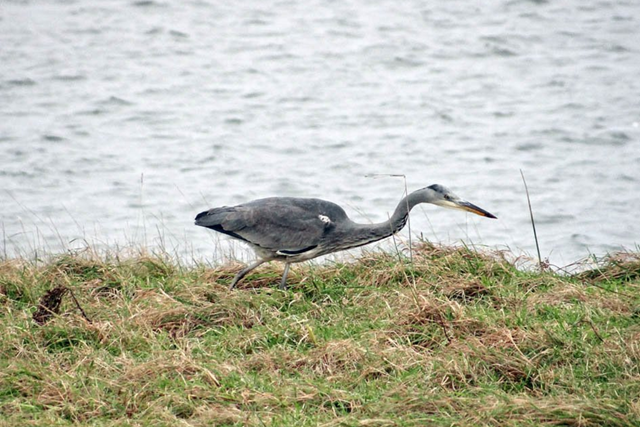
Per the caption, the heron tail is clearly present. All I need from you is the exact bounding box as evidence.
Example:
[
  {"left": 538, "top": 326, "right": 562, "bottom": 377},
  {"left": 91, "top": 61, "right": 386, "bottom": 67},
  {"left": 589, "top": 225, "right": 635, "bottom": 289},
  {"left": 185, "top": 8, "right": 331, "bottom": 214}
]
[
  {"left": 194, "top": 210, "right": 210, "bottom": 223},
  {"left": 194, "top": 206, "right": 236, "bottom": 227}
]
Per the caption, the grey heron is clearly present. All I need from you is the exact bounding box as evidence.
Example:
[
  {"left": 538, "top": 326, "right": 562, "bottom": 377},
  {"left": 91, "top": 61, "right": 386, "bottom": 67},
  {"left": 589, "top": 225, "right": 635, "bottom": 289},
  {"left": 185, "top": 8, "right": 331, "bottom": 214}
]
[{"left": 195, "top": 184, "right": 496, "bottom": 290}]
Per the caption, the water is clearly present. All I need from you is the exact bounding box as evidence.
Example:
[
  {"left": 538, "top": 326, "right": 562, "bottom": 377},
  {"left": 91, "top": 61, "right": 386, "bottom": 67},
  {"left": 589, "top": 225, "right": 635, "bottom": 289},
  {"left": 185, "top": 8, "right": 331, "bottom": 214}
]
[{"left": 2, "top": 0, "right": 639, "bottom": 266}]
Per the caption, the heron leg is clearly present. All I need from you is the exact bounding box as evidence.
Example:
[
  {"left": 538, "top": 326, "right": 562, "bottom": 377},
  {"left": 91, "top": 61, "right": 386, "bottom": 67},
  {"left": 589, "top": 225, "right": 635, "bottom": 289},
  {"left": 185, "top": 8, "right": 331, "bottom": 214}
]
[
  {"left": 229, "top": 260, "right": 266, "bottom": 290},
  {"left": 279, "top": 263, "right": 291, "bottom": 290}
]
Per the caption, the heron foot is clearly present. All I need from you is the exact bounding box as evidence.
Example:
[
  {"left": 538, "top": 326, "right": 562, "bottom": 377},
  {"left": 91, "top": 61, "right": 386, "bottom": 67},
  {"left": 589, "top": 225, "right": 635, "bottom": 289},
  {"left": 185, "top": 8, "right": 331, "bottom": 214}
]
[{"left": 228, "top": 260, "right": 266, "bottom": 290}]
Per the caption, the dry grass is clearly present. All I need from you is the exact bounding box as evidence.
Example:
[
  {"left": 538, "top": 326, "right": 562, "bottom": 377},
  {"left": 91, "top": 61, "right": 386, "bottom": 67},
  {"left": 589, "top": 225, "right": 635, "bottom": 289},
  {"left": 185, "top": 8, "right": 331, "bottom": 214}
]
[{"left": 1, "top": 245, "right": 640, "bottom": 426}]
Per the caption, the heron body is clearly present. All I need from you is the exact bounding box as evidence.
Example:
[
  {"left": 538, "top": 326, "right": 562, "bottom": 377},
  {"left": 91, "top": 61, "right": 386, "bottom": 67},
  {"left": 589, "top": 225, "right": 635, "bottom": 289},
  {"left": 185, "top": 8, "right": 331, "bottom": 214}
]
[{"left": 195, "top": 184, "right": 496, "bottom": 290}]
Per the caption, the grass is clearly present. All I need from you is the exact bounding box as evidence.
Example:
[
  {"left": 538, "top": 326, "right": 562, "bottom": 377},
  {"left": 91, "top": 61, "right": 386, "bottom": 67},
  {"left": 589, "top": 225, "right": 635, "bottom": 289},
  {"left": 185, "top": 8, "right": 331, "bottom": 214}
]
[{"left": 1, "top": 243, "right": 639, "bottom": 426}]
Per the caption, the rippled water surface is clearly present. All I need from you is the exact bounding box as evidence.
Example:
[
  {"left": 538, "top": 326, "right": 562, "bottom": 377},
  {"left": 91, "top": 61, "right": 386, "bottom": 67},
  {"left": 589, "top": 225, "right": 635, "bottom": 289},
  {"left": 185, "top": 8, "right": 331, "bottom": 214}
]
[{"left": 2, "top": 0, "right": 639, "bottom": 265}]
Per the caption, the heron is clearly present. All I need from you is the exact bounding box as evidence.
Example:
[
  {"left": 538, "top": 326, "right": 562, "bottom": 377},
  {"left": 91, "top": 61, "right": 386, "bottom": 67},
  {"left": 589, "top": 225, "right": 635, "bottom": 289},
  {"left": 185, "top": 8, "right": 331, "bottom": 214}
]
[{"left": 195, "top": 184, "right": 497, "bottom": 290}]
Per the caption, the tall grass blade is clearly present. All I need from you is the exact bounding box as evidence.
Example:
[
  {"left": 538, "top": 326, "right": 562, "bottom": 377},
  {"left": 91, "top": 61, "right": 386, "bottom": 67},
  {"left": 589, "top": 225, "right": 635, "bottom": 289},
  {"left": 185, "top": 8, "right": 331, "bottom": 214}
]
[{"left": 520, "top": 169, "right": 543, "bottom": 270}]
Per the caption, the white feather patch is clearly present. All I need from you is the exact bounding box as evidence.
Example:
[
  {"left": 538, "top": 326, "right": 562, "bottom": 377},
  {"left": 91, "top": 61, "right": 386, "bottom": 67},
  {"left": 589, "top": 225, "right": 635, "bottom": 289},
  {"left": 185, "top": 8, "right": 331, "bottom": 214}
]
[{"left": 318, "top": 214, "right": 331, "bottom": 224}]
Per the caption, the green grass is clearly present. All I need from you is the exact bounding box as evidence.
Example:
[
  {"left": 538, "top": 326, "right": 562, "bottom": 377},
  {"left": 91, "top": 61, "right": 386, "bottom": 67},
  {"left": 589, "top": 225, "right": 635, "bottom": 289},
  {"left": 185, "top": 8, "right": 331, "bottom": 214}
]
[{"left": 1, "top": 243, "right": 639, "bottom": 426}]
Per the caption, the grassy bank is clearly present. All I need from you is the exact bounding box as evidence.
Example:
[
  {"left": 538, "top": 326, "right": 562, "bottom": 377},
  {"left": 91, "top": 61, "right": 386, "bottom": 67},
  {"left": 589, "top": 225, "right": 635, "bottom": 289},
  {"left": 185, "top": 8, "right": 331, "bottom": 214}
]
[{"left": 1, "top": 243, "right": 639, "bottom": 426}]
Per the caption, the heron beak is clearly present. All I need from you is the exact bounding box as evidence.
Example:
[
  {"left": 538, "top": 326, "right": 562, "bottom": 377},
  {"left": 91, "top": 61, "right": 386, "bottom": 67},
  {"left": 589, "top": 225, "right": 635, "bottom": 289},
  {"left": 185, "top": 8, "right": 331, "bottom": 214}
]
[{"left": 454, "top": 200, "right": 497, "bottom": 219}]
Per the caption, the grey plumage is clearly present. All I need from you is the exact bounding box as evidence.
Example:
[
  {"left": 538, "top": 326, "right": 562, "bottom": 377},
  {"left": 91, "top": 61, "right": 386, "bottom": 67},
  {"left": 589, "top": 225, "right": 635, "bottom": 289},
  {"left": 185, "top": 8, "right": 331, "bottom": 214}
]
[{"left": 195, "top": 184, "right": 496, "bottom": 290}]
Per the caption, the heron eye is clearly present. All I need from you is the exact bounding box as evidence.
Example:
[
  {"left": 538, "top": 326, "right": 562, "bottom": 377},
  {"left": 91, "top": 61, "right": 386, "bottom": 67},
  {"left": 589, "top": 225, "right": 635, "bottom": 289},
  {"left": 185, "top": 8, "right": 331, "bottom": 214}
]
[{"left": 444, "top": 194, "right": 452, "bottom": 201}]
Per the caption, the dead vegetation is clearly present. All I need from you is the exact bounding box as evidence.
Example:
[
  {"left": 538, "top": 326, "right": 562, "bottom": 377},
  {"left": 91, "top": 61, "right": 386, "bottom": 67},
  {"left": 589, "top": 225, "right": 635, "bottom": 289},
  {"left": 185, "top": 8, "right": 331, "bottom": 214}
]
[
  {"left": 32, "top": 286, "right": 69, "bottom": 325},
  {"left": 1, "top": 245, "right": 639, "bottom": 426}
]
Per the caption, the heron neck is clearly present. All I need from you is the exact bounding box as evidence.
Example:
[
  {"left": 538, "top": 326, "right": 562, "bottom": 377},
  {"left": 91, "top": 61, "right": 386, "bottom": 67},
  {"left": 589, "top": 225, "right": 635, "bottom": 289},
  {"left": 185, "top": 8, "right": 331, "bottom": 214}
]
[
  {"left": 384, "top": 191, "right": 423, "bottom": 234},
  {"left": 329, "top": 191, "right": 426, "bottom": 253},
  {"left": 351, "top": 192, "right": 422, "bottom": 243}
]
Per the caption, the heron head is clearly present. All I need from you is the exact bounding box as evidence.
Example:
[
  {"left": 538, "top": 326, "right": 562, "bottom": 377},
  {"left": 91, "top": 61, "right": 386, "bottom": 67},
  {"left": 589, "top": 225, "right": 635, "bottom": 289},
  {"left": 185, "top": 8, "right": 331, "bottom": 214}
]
[{"left": 424, "top": 184, "right": 497, "bottom": 219}]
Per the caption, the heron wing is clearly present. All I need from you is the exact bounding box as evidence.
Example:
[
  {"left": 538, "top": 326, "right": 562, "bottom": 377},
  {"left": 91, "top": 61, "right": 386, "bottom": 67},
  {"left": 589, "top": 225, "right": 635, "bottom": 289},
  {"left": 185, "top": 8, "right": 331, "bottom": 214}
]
[
  {"left": 196, "top": 197, "right": 346, "bottom": 253},
  {"left": 225, "top": 198, "right": 338, "bottom": 252}
]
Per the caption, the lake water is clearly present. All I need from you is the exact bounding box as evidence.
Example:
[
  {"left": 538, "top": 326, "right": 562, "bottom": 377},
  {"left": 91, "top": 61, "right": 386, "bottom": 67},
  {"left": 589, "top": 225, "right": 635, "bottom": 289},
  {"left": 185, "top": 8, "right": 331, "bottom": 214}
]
[{"left": 2, "top": 0, "right": 639, "bottom": 267}]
